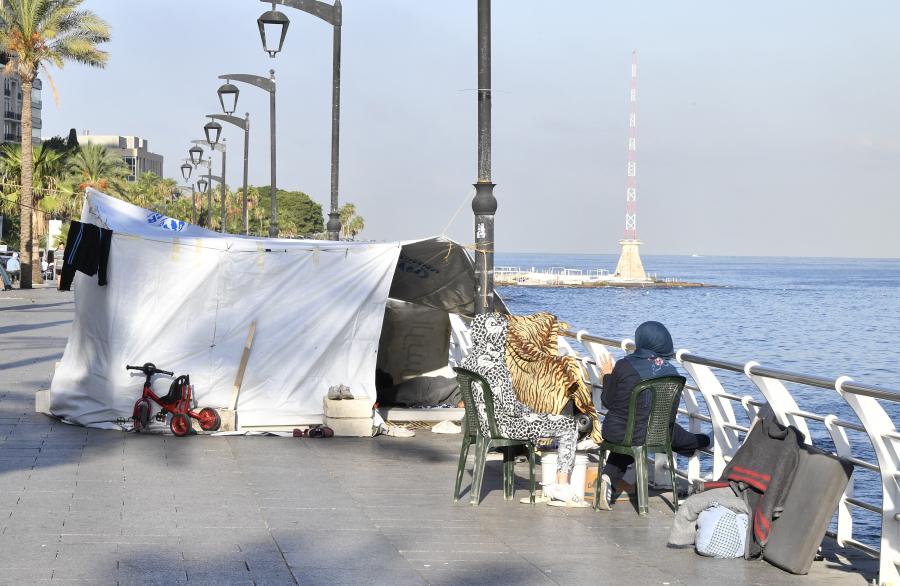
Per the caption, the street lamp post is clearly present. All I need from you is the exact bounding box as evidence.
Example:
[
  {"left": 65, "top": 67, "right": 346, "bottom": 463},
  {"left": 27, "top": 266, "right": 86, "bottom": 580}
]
[
  {"left": 189, "top": 148, "right": 214, "bottom": 230},
  {"left": 194, "top": 136, "right": 227, "bottom": 234},
  {"left": 180, "top": 163, "right": 195, "bottom": 225},
  {"left": 183, "top": 157, "right": 208, "bottom": 226},
  {"left": 212, "top": 80, "right": 251, "bottom": 235},
  {"left": 179, "top": 185, "right": 197, "bottom": 225},
  {"left": 257, "top": 0, "right": 343, "bottom": 241},
  {"left": 220, "top": 71, "right": 277, "bottom": 237},
  {"left": 472, "top": 0, "right": 497, "bottom": 314}
]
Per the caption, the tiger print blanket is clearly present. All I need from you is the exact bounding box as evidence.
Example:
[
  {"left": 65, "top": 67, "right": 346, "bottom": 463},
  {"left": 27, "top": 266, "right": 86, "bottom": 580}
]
[{"left": 502, "top": 312, "right": 602, "bottom": 442}]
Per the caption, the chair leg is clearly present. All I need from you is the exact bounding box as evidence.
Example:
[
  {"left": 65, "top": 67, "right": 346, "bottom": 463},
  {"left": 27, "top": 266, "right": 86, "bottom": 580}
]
[
  {"left": 594, "top": 450, "right": 607, "bottom": 511},
  {"left": 453, "top": 435, "right": 471, "bottom": 502},
  {"left": 635, "top": 448, "right": 649, "bottom": 517},
  {"left": 469, "top": 437, "right": 488, "bottom": 506},
  {"left": 528, "top": 444, "right": 536, "bottom": 506},
  {"left": 668, "top": 449, "right": 679, "bottom": 511},
  {"left": 503, "top": 446, "right": 515, "bottom": 500}
]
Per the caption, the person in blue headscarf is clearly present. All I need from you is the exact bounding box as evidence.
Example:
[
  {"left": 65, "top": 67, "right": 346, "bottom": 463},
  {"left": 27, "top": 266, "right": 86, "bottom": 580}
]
[{"left": 593, "top": 321, "right": 712, "bottom": 510}]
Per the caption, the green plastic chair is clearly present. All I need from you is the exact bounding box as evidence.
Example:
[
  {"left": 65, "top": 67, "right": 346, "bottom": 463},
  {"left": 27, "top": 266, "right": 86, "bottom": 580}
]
[
  {"left": 453, "top": 367, "right": 537, "bottom": 506},
  {"left": 594, "top": 375, "right": 686, "bottom": 516}
]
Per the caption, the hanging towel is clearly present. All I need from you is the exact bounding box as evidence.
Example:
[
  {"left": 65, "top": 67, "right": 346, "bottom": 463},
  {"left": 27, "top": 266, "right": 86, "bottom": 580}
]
[{"left": 59, "top": 221, "right": 112, "bottom": 291}]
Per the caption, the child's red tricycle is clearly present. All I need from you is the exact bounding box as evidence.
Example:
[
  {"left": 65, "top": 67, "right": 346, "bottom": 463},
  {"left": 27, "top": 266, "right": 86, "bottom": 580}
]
[{"left": 127, "top": 363, "right": 221, "bottom": 436}]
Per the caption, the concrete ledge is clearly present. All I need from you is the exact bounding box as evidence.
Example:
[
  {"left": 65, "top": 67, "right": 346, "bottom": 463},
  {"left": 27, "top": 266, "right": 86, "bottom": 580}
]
[{"left": 377, "top": 407, "right": 464, "bottom": 422}]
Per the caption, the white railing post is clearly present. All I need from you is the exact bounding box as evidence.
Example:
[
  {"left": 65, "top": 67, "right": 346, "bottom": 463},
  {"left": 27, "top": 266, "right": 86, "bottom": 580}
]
[
  {"left": 676, "top": 351, "right": 742, "bottom": 479},
  {"left": 835, "top": 377, "right": 900, "bottom": 585},
  {"left": 680, "top": 385, "right": 703, "bottom": 483},
  {"left": 744, "top": 361, "right": 812, "bottom": 445},
  {"left": 823, "top": 413, "right": 855, "bottom": 548}
]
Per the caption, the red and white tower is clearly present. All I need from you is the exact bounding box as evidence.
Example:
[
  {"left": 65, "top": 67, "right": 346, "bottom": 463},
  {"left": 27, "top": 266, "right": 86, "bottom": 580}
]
[
  {"left": 625, "top": 51, "right": 637, "bottom": 240},
  {"left": 614, "top": 51, "right": 648, "bottom": 280}
]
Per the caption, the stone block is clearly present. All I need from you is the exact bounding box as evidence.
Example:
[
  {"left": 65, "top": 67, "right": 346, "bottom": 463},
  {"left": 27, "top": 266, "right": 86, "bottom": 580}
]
[
  {"left": 323, "top": 416, "right": 373, "bottom": 437},
  {"left": 322, "top": 396, "right": 373, "bottom": 419}
]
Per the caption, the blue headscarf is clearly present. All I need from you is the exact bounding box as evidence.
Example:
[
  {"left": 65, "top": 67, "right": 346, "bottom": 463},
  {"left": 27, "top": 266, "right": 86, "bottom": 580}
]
[{"left": 623, "top": 321, "right": 679, "bottom": 381}]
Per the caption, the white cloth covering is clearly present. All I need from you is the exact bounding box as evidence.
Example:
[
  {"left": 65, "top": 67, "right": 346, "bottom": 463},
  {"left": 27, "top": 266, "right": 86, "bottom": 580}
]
[{"left": 50, "top": 190, "right": 402, "bottom": 428}]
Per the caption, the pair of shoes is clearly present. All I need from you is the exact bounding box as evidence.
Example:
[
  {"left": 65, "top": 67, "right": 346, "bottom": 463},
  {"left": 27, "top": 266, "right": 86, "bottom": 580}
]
[
  {"left": 293, "top": 425, "right": 334, "bottom": 438},
  {"left": 596, "top": 474, "right": 612, "bottom": 510},
  {"left": 327, "top": 384, "right": 355, "bottom": 400}
]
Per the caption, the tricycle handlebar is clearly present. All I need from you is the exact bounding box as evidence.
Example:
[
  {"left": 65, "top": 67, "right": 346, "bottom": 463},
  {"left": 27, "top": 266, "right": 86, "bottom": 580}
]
[{"left": 126, "top": 363, "right": 174, "bottom": 376}]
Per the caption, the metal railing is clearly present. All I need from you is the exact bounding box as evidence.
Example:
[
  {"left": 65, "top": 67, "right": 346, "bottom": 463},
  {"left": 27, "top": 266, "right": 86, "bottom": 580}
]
[
  {"left": 556, "top": 327, "right": 900, "bottom": 582},
  {"left": 3, "top": 111, "right": 21, "bottom": 121},
  {"left": 446, "top": 317, "right": 900, "bottom": 583}
]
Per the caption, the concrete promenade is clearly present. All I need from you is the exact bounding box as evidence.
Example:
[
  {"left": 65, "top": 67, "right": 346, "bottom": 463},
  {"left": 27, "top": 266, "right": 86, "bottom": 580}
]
[{"left": 0, "top": 288, "right": 878, "bottom": 585}]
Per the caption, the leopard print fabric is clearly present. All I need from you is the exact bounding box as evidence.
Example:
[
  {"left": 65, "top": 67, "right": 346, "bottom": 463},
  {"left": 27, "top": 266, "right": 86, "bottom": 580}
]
[
  {"left": 461, "top": 313, "right": 577, "bottom": 474},
  {"left": 503, "top": 312, "right": 602, "bottom": 443}
]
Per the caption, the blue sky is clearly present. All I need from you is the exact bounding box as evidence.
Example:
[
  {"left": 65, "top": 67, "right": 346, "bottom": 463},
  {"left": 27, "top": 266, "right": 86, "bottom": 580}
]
[{"left": 40, "top": 1, "right": 900, "bottom": 257}]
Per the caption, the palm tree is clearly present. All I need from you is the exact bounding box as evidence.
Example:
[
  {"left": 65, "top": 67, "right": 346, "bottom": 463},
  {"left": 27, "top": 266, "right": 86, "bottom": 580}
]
[
  {"left": 1, "top": 143, "right": 67, "bottom": 261},
  {"left": 0, "top": 0, "right": 111, "bottom": 287},
  {"left": 68, "top": 144, "right": 128, "bottom": 198},
  {"left": 348, "top": 215, "right": 365, "bottom": 240},
  {"left": 339, "top": 202, "right": 356, "bottom": 239}
]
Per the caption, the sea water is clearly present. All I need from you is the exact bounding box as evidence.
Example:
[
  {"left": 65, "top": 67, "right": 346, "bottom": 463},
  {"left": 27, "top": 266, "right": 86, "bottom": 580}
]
[{"left": 495, "top": 253, "right": 900, "bottom": 547}]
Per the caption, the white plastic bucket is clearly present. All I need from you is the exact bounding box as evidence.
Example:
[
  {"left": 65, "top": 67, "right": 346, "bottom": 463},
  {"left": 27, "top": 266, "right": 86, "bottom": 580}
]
[
  {"left": 570, "top": 453, "right": 590, "bottom": 500},
  {"left": 540, "top": 452, "right": 558, "bottom": 486},
  {"left": 540, "top": 451, "right": 591, "bottom": 500}
]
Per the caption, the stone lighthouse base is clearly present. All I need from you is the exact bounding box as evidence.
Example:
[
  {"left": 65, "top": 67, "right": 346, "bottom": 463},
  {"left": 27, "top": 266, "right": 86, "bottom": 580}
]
[{"left": 614, "top": 239, "right": 650, "bottom": 281}]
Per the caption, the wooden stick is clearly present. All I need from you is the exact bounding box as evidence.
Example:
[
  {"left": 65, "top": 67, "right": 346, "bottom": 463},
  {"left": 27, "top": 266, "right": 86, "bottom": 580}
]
[{"left": 229, "top": 322, "right": 257, "bottom": 411}]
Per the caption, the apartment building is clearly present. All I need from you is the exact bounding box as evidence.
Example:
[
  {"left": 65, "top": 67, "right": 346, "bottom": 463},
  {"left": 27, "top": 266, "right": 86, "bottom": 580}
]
[
  {"left": 0, "top": 66, "right": 42, "bottom": 146},
  {"left": 80, "top": 135, "right": 164, "bottom": 182}
]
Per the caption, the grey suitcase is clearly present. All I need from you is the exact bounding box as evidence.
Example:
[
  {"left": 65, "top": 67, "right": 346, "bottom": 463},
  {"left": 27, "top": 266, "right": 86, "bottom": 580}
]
[{"left": 763, "top": 443, "right": 854, "bottom": 574}]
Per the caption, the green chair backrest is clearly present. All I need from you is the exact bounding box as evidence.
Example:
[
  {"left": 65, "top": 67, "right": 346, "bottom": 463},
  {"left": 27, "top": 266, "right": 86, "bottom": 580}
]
[
  {"left": 454, "top": 367, "right": 483, "bottom": 439},
  {"left": 454, "top": 367, "right": 503, "bottom": 440},
  {"left": 618, "top": 375, "right": 687, "bottom": 448}
]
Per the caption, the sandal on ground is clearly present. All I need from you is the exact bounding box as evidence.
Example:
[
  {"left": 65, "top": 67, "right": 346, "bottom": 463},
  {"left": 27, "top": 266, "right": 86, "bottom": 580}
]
[
  {"left": 308, "top": 426, "right": 334, "bottom": 438},
  {"left": 293, "top": 428, "right": 308, "bottom": 437},
  {"left": 548, "top": 493, "right": 590, "bottom": 508},
  {"left": 519, "top": 490, "right": 551, "bottom": 504}
]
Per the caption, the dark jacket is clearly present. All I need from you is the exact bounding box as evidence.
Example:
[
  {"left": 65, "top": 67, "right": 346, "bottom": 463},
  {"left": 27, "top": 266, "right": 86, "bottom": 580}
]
[
  {"left": 600, "top": 359, "right": 680, "bottom": 446},
  {"left": 59, "top": 221, "right": 112, "bottom": 291},
  {"left": 710, "top": 418, "right": 803, "bottom": 558}
]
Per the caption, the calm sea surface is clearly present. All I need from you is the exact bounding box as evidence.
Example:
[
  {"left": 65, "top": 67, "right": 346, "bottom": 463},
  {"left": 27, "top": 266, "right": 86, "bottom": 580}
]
[{"left": 495, "top": 253, "right": 900, "bottom": 547}]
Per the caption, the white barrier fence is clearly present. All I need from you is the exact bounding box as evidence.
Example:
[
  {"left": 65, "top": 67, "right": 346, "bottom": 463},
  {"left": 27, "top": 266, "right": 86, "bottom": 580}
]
[{"left": 447, "top": 316, "right": 900, "bottom": 584}]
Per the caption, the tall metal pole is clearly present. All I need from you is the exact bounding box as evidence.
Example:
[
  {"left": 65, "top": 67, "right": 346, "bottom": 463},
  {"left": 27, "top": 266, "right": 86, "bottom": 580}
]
[
  {"left": 269, "top": 69, "right": 278, "bottom": 237},
  {"left": 220, "top": 138, "right": 228, "bottom": 234},
  {"left": 243, "top": 113, "right": 250, "bottom": 235},
  {"left": 191, "top": 185, "right": 196, "bottom": 225},
  {"left": 472, "top": 0, "right": 496, "bottom": 314},
  {"left": 207, "top": 158, "right": 213, "bottom": 230},
  {"left": 325, "top": 0, "right": 343, "bottom": 241}
]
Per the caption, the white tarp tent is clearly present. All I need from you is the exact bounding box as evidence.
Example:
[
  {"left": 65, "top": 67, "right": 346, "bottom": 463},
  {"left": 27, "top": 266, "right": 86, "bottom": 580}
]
[{"left": 50, "top": 189, "right": 496, "bottom": 429}]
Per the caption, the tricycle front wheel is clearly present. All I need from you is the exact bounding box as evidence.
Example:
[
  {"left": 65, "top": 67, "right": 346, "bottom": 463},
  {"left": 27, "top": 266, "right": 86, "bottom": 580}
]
[
  {"left": 170, "top": 413, "right": 191, "bottom": 437},
  {"left": 197, "top": 408, "right": 221, "bottom": 431}
]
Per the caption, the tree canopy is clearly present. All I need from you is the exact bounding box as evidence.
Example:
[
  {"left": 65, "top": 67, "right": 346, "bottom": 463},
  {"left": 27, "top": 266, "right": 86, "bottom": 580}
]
[{"left": 256, "top": 186, "right": 324, "bottom": 236}]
